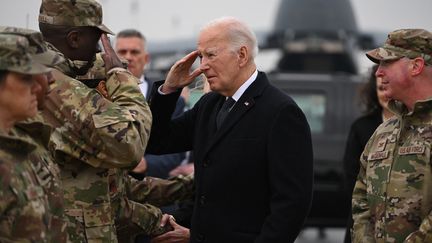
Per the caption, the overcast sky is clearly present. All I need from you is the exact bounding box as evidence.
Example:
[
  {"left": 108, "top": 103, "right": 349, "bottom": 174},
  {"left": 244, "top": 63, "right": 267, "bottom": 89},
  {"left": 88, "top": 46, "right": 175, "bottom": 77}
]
[{"left": 1, "top": 0, "right": 432, "bottom": 42}]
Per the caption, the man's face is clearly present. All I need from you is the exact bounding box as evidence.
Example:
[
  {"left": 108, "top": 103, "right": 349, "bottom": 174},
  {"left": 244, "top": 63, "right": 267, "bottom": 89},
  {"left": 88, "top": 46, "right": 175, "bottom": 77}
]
[
  {"left": 375, "top": 58, "right": 411, "bottom": 102},
  {"left": 115, "top": 37, "right": 149, "bottom": 78},
  {"left": 75, "top": 27, "right": 102, "bottom": 62},
  {"left": 197, "top": 27, "right": 241, "bottom": 97}
]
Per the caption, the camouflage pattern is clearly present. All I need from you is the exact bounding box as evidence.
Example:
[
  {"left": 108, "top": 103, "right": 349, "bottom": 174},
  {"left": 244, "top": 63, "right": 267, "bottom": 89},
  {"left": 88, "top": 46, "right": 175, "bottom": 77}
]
[
  {"left": 0, "top": 131, "right": 51, "bottom": 242},
  {"left": 0, "top": 33, "right": 49, "bottom": 74},
  {"left": 0, "top": 26, "right": 64, "bottom": 67},
  {"left": 39, "top": 0, "right": 113, "bottom": 34},
  {"left": 75, "top": 53, "right": 195, "bottom": 241},
  {"left": 116, "top": 173, "right": 194, "bottom": 242},
  {"left": 76, "top": 53, "right": 129, "bottom": 82},
  {"left": 352, "top": 99, "right": 432, "bottom": 242},
  {"left": 12, "top": 115, "right": 68, "bottom": 243},
  {"left": 366, "top": 28, "right": 432, "bottom": 65},
  {"left": 126, "top": 174, "right": 194, "bottom": 207},
  {"left": 39, "top": 43, "right": 168, "bottom": 242},
  {"left": 77, "top": 53, "right": 106, "bottom": 81}
]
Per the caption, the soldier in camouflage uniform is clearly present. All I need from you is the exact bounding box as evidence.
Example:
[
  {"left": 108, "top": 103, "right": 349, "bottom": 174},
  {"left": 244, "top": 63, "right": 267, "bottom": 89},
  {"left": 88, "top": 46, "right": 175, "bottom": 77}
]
[
  {"left": 37, "top": 0, "right": 193, "bottom": 242},
  {"left": 0, "top": 26, "right": 68, "bottom": 242},
  {"left": 352, "top": 29, "right": 432, "bottom": 242},
  {"left": 77, "top": 49, "right": 195, "bottom": 243},
  {"left": 0, "top": 33, "right": 53, "bottom": 242}
]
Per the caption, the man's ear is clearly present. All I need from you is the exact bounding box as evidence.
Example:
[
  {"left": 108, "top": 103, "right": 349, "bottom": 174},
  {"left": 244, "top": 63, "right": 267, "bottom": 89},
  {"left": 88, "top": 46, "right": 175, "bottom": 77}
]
[
  {"left": 238, "top": 46, "right": 249, "bottom": 67},
  {"left": 66, "top": 29, "right": 80, "bottom": 49},
  {"left": 411, "top": 57, "right": 425, "bottom": 76}
]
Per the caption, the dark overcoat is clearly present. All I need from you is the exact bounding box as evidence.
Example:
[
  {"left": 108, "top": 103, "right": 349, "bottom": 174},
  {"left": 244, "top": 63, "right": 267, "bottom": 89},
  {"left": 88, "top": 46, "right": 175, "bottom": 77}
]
[{"left": 147, "top": 71, "right": 313, "bottom": 243}]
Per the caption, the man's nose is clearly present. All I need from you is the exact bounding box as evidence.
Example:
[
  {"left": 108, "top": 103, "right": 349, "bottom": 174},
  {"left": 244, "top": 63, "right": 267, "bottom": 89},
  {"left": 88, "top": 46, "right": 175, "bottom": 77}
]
[
  {"left": 32, "top": 78, "right": 42, "bottom": 93},
  {"left": 376, "top": 65, "right": 384, "bottom": 78},
  {"left": 124, "top": 51, "right": 133, "bottom": 61},
  {"left": 199, "top": 58, "right": 209, "bottom": 70}
]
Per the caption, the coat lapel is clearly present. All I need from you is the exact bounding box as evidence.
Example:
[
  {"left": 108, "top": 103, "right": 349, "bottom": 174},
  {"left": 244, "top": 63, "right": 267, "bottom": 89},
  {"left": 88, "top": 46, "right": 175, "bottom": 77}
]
[{"left": 202, "top": 72, "right": 269, "bottom": 156}]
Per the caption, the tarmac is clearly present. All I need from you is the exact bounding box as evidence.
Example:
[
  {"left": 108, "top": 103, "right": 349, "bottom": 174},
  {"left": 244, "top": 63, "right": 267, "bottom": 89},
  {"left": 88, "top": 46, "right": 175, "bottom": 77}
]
[{"left": 295, "top": 228, "right": 345, "bottom": 243}]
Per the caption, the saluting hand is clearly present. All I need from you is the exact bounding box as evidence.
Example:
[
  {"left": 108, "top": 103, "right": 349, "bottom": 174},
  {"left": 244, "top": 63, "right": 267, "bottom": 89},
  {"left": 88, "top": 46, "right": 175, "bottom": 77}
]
[
  {"left": 100, "top": 34, "right": 123, "bottom": 72},
  {"left": 162, "top": 50, "right": 203, "bottom": 94}
]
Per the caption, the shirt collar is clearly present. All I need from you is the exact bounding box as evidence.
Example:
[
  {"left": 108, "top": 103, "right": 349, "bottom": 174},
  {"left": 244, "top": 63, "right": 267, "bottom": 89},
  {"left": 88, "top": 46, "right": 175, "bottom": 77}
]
[
  {"left": 231, "top": 69, "right": 258, "bottom": 102},
  {"left": 389, "top": 98, "right": 432, "bottom": 116},
  {"left": 137, "top": 74, "right": 146, "bottom": 84}
]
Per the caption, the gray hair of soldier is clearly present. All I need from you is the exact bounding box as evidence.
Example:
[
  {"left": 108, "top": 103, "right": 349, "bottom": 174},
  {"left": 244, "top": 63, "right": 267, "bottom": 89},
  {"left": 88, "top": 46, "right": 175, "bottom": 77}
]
[
  {"left": 116, "top": 29, "right": 147, "bottom": 51},
  {"left": 201, "top": 17, "right": 259, "bottom": 59}
]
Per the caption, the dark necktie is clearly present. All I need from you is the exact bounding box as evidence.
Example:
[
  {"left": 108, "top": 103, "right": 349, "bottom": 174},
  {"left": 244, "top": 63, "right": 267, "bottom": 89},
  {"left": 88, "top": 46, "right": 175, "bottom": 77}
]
[{"left": 216, "top": 97, "right": 236, "bottom": 129}]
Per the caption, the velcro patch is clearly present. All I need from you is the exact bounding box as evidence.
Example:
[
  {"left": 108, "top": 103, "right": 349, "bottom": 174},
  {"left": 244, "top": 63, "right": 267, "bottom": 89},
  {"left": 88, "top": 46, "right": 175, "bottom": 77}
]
[
  {"left": 368, "top": 151, "right": 389, "bottom": 161},
  {"left": 398, "top": 145, "right": 425, "bottom": 155}
]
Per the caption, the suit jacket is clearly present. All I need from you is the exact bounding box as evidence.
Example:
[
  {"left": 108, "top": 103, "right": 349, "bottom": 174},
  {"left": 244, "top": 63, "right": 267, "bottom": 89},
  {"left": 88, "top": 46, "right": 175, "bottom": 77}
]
[{"left": 147, "top": 71, "right": 313, "bottom": 243}]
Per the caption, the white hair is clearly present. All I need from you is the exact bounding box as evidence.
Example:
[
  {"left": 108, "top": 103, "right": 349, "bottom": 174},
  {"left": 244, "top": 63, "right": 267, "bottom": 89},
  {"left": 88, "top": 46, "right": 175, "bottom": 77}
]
[{"left": 201, "top": 16, "right": 259, "bottom": 58}]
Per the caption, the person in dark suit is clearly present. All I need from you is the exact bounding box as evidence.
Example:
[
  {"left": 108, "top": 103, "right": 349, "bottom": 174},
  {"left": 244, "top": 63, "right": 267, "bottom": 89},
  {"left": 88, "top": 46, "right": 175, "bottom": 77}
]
[
  {"left": 342, "top": 64, "right": 393, "bottom": 243},
  {"left": 147, "top": 17, "right": 314, "bottom": 243},
  {"left": 115, "top": 29, "right": 186, "bottom": 180}
]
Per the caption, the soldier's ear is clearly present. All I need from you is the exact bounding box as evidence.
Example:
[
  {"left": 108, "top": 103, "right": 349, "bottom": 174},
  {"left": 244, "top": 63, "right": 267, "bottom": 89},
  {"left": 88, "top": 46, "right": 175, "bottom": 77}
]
[
  {"left": 66, "top": 29, "right": 80, "bottom": 49},
  {"left": 410, "top": 57, "right": 425, "bottom": 76}
]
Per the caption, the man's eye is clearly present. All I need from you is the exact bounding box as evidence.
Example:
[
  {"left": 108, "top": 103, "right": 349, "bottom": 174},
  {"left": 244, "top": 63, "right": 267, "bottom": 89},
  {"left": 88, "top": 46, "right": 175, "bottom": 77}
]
[{"left": 19, "top": 74, "right": 34, "bottom": 85}]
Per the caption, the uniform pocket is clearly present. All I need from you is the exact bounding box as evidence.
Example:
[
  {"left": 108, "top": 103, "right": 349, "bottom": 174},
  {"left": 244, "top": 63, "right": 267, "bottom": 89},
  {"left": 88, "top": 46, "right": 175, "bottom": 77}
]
[{"left": 83, "top": 203, "right": 115, "bottom": 241}]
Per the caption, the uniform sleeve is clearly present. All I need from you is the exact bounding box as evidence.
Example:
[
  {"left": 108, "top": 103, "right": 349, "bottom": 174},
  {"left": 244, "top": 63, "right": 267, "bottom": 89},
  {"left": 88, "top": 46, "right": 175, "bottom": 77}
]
[
  {"left": 125, "top": 174, "right": 194, "bottom": 207},
  {"left": 352, "top": 139, "right": 375, "bottom": 242},
  {"left": 404, "top": 215, "right": 432, "bottom": 242},
  {"left": 44, "top": 69, "right": 151, "bottom": 168},
  {"left": 116, "top": 198, "right": 165, "bottom": 238}
]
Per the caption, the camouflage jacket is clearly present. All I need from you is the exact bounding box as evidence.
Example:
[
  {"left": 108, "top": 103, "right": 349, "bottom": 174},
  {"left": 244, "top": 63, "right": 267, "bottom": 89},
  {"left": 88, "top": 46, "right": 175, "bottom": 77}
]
[
  {"left": 352, "top": 99, "right": 432, "bottom": 243},
  {"left": 0, "top": 131, "right": 51, "bottom": 242},
  {"left": 12, "top": 115, "right": 67, "bottom": 243},
  {"left": 41, "top": 43, "right": 156, "bottom": 242}
]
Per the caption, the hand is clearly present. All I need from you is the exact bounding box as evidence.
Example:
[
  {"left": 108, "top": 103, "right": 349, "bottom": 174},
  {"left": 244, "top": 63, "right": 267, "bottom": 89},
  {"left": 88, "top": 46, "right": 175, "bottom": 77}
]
[
  {"left": 132, "top": 157, "right": 147, "bottom": 174},
  {"left": 151, "top": 216, "right": 190, "bottom": 243},
  {"left": 169, "top": 163, "right": 194, "bottom": 177},
  {"left": 96, "top": 81, "right": 109, "bottom": 99},
  {"left": 100, "top": 34, "right": 123, "bottom": 71},
  {"left": 163, "top": 51, "right": 203, "bottom": 93}
]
